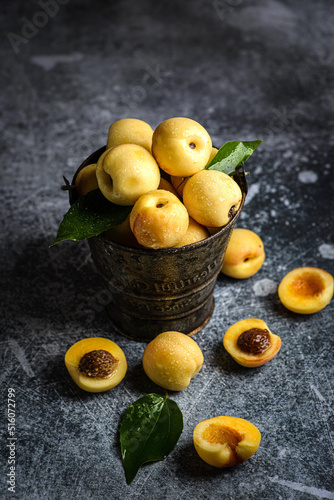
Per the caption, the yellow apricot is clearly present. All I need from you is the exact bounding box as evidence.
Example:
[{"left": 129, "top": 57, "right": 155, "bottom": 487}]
[
  {"left": 107, "top": 118, "right": 153, "bottom": 152},
  {"left": 65, "top": 337, "right": 127, "bottom": 392},
  {"left": 142, "top": 331, "right": 204, "bottom": 391},
  {"left": 221, "top": 228, "right": 265, "bottom": 279},
  {"left": 278, "top": 267, "right": 334, "bottom": 314},
  {"left": 174, "top": 217, "right": 210, "bottom": 247},
  {"left": 75, "top": 163, "right": 98, "bottom": 197},
  {"left": 193, "top": 416, "right": 261, "bottom": 467}
]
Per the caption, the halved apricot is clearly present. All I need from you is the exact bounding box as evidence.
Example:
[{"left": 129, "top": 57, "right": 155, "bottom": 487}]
[
  {"left": 65, "top": 337, "right": 127, "bottom": 392},
  {"left": 278, "top": 267, "right": 333, "bottom": 314},
  {"left": 223, "top": 318, "right": 281, "bottom": 368},
  {"left": 193, "top": 416, "right": 261, "bottom": 467}
]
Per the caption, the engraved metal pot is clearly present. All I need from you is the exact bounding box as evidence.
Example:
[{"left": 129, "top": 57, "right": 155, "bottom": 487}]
[{"left": 71, "top": 147, "right": 247, "bottom": 342}]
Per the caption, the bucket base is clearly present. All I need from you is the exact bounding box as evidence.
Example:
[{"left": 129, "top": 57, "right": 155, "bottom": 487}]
[{"left": 105, "top": 296, "right": 214, "bottom": 342}]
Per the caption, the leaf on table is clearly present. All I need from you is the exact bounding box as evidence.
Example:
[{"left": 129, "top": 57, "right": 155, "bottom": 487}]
[
  {"left": 207, "top": 140, "right": 262, "bottom": 176},
  {"left": 50, "top": 189, "right": 132, "bottom": 246},
  {"left": 119, "top": 393, "right": 183, "bottom": 485}
]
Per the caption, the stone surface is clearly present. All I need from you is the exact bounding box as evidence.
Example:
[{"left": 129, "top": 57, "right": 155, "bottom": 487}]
[{"left": 1, "top": 1, "right": 334, "bottom": 499}]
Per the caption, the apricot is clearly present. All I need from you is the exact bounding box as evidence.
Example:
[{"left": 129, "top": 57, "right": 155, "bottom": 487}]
[
  {"left": 75, "top": 163, "right": 98, "bottom": 197},
  {"left": 183, "top": 170, "right": 242, "bottom": 227},
  {"left": 193, "top": 416, "right": 261, "bottom": 467},
  {"left": 142, "top": 331, "right": 204, "bottom": 391},
  {"left": 96, "top": 144, "right": 160, "bottom": 205},
  {"left": 206, "top": 146, "right": 219, "bottom": 166},
  {"left": 103, "top": 216, "right": 141, "bottom": 247},
  {"left": 223, "top": 318, "right": 281, "bottom": 368},
  {"left": 278, "top": 267, "right": 334, "bottom": 314},
  {"left": 221, "top": 228, "right": 265, "bottom": 279},
  {"left": 174, "top": 217, "right": 210, "bottom": 247},
  {"left": 65, "top": 337, "right": 127, "bottom": 392},
  {"left": 152, "top": 117, "right": 212, "bottom": 177},
  {"left": 170, "top": 175, "right": 188, "bottom": 197},
  {"left": 106, "top": 118, "right": 154, "bottom": 153},
  {"left": 130, "top": 189, "right": 189, "bottom": 249},
  {"left": 158, "top": 177, "right": 180, "bottom": 198}
]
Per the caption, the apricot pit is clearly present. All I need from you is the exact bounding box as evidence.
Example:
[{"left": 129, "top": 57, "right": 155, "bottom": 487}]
[
  {"left": 65, "top": 337, "right": 127, "bottom": 392},
  {"left": 223, "top": 318, "right": 281, "bottom": 368}
]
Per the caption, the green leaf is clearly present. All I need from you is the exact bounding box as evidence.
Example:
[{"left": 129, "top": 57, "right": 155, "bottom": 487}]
[
  {"left": 50, "top": 189, "right": 132, "bottom": 246},
  {"left": 119, "top": 393, "right": 183, "bottom": 485},
  {"left": 206, "top": 140, "right": 262, "bottom": 176}
]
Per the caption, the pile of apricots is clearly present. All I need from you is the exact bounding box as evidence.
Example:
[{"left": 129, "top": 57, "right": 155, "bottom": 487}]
[
  {"left": 65, "top": 117, "right": 333, "bottom": 470},
  {"left": 75, "top": 117, "right": 242, "bottom": 249}
]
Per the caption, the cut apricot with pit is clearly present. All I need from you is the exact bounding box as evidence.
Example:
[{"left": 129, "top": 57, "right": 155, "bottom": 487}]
[
  {"left": 278, "top": 267, "right": 333, "bottom": 314},
  {"left": 193, "top": 416, "right": 261, "bottom": 467},
  {"left": 223, "top": 318, "right": 281, "bottom": 368},
  {"left": 65, "top": 337, "right": 127, "bottom": 392}
]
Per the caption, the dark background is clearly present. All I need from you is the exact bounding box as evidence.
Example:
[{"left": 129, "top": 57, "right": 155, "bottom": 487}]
[{"left": 1, "top": 1, "right": 334, "bottom": 499}]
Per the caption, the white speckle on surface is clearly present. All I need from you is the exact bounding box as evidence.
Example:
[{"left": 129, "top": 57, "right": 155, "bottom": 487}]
[
  {"left": 298, "top": 170, "right": 318, "bottom": 183},
  {"left": 319, "top": 243, "right": 334, "bottom": 259},
  {"left": 269, "top": 476, "right": 334, "bottom": 499},
  {"left": 8, "top": 339, "right": 35, "bottom": 378},
  {"left": 253, "top": 278, "right": 278, "bottom": 296},
  {"left": 245, "top": 183, "right": 260, "bottom": 205},
  {"left": 31, "top": 53, "right": 83, "bottom": 70}
]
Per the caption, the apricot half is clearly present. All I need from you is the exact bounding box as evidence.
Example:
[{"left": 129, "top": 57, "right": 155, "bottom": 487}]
[
  {"left": 65, "top": 337, "right": 127, "bottom": 392},
  {"left": 278, "top": 267, "right": 334, "bottom": 314},
  {"left": 221, "top": 228, "right": 265, "bottom": 279},
  {"left": 193, "top": 416, "right": 261, "bottom": 467},
  {"left": 142, "top": 331, "right": 204, "bottom": 391},
  {"left": 223, "top": 318, "right": 281, "bottom": 368}
]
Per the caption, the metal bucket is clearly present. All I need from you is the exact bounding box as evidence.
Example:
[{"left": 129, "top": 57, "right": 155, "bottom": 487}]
[{"left": 71, "top": 147, "right": 247, "bottom": 342}]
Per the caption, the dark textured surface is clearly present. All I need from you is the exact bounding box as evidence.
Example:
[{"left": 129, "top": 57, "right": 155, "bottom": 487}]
[{"left": 1, "top": 1, "right": 334, "bottom": 499}]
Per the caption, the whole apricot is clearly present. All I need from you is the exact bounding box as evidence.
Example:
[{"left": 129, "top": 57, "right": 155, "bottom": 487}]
[
  {"left": 103, "top": 216, "right": 141, "bottom": 247},
  {"left": 221, "top": 228, "right": 265, "bottom": 279},
  {"left": 158, "top": 177, "right": 180, "bottom": 198},
  {"left": 152, "top": 117, "right": 212, "bottom": 177},
  {"left": 170, "top": 175, "right": 188, "bottom": 197},
  {"left": 107, "top": 118, "right": 153, "bottom": 153},
  {"left": 75, "top": 163, "right": 98, "bottom": 197},
  {"left": 183, "top": 170, "right": 242, "bottom": 227},
  {"left": 96, "top": 144, "right": 160, "bottom": 205},
  {"left": 65, "top": 337, "right": 127, "bottom": 392},
  {"left": 278, "top": 267, "right": 334, "bottom": 314},
  {"left": 130, "top": 190, "right": 189, "bottom": 249},
  {"left": 193, "top": 416, "right": 261, "bottom": 467},
  {"left": 223, "top": 318, "right": 281, "bottom": 368},
  {"left": 174, "top": 217, "right": 210, "bottom": 247},
  {"left": 142, "top": 331, "right": 204, "bottom": 391},
  {"left": 206, "top": 146, "right": 219, "bottom": 166}
]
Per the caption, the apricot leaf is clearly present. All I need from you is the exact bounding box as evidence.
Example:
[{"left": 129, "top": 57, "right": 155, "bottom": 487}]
[
  {"left": 207, "top": 140, "right": 262, "bottom": 176},
  {"left": 50, "top": 189, "right": 132, "bottom": 246},
  {"left": 119, "top": 393, "right": 183, "bottom": 485}
]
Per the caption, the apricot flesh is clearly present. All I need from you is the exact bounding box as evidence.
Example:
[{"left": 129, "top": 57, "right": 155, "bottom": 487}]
[
  {"left": 65, "top": 337, "right": 127, "bottom": 392},
  {"left": 107, "top": 118, "right": 154, "bottom": 153},
  {"left": 130, "top": 190, "right": 189, "bottom": 249},
  {"left": 221, "top": 228, "right": 265, "bottom": 279},
  {"left": 75, "top": 163, "right": 98, "bottom": 197},
  {"left": 183, "top": 170, "right": 242, "bottom": 227},
  {"left": 223, "top": 318, "right": 281, "bottom": 368},
  {"left": 193, "top": 416, "right": 261, "bottom": 467},
  {"left": 278, "top": 267, "right": 334, "bottom": 314},
  {"left": 142, "top": 331, "right": 204, "bottom": 391}
]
